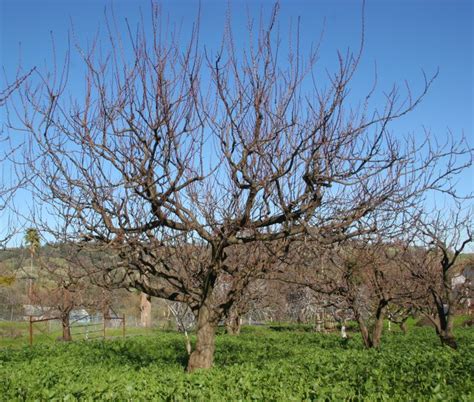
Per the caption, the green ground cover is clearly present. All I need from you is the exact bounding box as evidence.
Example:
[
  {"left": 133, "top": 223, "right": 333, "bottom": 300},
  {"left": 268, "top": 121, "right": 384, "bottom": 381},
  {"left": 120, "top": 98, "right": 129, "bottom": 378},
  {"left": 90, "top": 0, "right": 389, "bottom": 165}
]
[{"left": 1, "top": 325, "right": 472, "bottom": 401}]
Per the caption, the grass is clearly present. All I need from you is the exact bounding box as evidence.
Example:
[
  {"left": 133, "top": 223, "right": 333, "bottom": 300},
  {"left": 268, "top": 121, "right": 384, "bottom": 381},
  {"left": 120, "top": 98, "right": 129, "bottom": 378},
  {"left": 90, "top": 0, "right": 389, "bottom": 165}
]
[{"left": 0, "top": 319, "right": 160, "bottom": 348}]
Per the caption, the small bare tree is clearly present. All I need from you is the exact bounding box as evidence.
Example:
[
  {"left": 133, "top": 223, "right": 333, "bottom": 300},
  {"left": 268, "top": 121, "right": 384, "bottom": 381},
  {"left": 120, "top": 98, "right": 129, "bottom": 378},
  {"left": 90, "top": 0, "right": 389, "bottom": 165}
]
[
  {"left": 400, "top": 206, "right": 473, "bottom": 349},
  {"left": 327, "top": 242, "right": 406, "bottom": 348},
  {"left": 165, "top": 300, "right": 195, "bottom": 355},
  {"left": 31, "top": 241, "right": 103, "bottom": 341},
  {"left": 282, "top": 226, "right": 416, "bottom": 348}
]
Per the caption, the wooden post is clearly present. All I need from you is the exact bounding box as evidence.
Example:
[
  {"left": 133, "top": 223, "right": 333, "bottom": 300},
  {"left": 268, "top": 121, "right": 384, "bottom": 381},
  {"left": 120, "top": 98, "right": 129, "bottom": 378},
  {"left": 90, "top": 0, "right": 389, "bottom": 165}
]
[
  {"left": 29, "top": 315, "right": 33, "bottom": 346},
  {"left": 122, "top": 314, "right": 126, "bottom": 338}
]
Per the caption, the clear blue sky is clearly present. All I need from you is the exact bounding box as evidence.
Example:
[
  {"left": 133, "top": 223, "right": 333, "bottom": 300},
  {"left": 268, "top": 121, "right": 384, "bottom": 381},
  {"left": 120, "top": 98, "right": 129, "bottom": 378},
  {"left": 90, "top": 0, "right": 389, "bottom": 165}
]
[
  {"left": 0, "top": 0, "right": 473, "bottom": 244},
  {"left": 1, "top": 0, "right": 472, "bottom": 135}
]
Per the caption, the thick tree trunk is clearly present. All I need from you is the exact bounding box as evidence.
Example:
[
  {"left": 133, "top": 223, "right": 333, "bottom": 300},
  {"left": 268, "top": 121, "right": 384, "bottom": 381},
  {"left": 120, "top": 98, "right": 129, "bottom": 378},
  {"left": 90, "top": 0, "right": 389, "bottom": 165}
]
[
  {"left": 187, "top": 303, "right": 217, "bottom": 372},
  {"left": 432, "top": 294, "right": 457, "bottom": 350},
  {"left": 435, "top": 314, "right": 457, "bottom": 349},
  {"left": 140, "top": 292, "right": 152, "bottom": 328},
  {"left": 356, "top": 301, "right": 386, "bottom": 348},
  {"left": 439, "top": 330, "right": 457, "bottom": 349},
  {"left": 61, "top": 313, "right": 72, "bottom": 341},
  {"left": 371, "top": 313, "right": 385, "bottom": 348},
  {"left": 225, "top": 310, "right": 241, "bottom": 335},
  {"left": 357, "top": 317, "right": 371, "bottom": 348}
]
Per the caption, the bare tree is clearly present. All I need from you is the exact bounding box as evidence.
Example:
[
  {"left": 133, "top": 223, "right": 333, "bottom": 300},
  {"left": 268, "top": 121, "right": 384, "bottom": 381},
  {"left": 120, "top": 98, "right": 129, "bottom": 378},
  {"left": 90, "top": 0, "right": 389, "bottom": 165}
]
[
  {"left": 5, "top": 3, "right": 472, "bottom": 370},
  {"left": 165, "top": 300, "right": 195, "bottom": 355},
  {"left": 31, "top": 242, "right": 102, "bottom": 341},
  {"left": 399, "top": 206, "right": 473, "bottom": 349},
  {"left": 0, "top": 69, "right": 35, "bottom": 107},
  {"left": 386, "top": 305, "right": 414, "bottom": 334},
  {"left": 280, "top": 223, "right": 418, "bottom": 348},
  {"left": 326, "top": 241, "right": 409, "bottom": 348}
]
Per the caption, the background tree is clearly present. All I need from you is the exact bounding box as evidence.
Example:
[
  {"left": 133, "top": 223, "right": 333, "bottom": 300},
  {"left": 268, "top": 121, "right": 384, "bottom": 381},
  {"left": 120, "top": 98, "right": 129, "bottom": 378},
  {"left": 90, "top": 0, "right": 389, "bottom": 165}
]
[
  {"left": 24, "top": 228, "right": 40, "bottom": 300},
  {"left": 31, "top": 242, "right": 103, "bottom": 341},
  {"left": 325, "top": 240, "right": 409, "bottom": 348},
  {"left": 399, "top": 206, "right": 473, "bottom": 349}
]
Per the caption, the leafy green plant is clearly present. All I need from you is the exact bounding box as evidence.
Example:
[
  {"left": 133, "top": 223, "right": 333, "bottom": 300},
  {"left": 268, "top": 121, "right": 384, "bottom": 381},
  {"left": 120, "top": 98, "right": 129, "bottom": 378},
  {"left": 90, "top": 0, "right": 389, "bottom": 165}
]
[{"left": 0, "top": 327, "right": 472, "bottom": 400}]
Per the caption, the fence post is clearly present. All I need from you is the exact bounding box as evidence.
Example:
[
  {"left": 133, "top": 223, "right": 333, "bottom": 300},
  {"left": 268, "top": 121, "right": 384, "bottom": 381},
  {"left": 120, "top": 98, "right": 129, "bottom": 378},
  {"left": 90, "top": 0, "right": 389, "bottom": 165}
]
[
  {"left": 103, "top": 316, "right": 106, "bottom": 340},
  {"left": 122, "top": 314, "right": 125, "bottom": 338},
  {"left": 29, "top": 315, "right": 33, "bottom": 346}
]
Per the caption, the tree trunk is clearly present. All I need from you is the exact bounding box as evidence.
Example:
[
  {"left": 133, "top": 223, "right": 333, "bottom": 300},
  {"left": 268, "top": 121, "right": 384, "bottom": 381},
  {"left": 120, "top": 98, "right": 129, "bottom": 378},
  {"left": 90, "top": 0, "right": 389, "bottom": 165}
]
[
  {"left": 187, "top": 303, "right": 217, "bottom": 372},
  {"left": 357, "top": 317, "right": 371, "bottom": 348},
  {"left": 432, "top": 294, "right": 457, "bottom": 349},
  {"left": 61, "top": 312, "right": 72, "bottom": 341},
  {"left": 225, "top": 310, "right": 241, "bottom": 335},
  {"left": 140, "top": 292, "right": 152, "bottom": 328},
  {"left": 356, "top": 301, "right": 386, "bottom": 348},
  {"left": 371, "top": 312, "right": 385, "bottom": 348},
  {"left": 439, "top": 330, "right": 458, "bottom": 349},
  {"left": 400, "top": 321, "right": 407, "bottom": 334},
  {"left": 436, "top": 314, "right": 457, "bottom": 349}
]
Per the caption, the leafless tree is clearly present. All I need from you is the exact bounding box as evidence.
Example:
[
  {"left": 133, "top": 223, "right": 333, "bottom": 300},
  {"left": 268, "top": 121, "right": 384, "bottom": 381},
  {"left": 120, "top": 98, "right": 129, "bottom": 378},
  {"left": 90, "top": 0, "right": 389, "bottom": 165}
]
[
  {"left": 31, "top": 242, "right": 104, "bottom": 341},
  {"left": 222, "top": 278, "right": 271, "bottom": 335},
  {"left": 326, "top": 241, "right": 412, "bottom": 348},
  {"left": 399, "top": 205, "right": 473, "bottom": 349},
  {"left": 281, "top": 227, "right": 417, "bottom": 348},
  {"left": 386, "top": 305, "right": 414, "bottom": 334},
  {"left": 165, "top": 300, "right": 195, "bottom": 355},
  {"left": 5, "top": 3, "right": 472, "bottom": 370}
]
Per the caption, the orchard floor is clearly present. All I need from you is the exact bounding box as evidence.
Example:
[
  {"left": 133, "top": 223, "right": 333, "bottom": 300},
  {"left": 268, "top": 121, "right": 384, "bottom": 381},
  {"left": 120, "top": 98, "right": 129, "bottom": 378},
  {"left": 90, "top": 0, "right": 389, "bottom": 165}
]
[{"left": 0, "top": 325, "right": 472, "bottom": 401}]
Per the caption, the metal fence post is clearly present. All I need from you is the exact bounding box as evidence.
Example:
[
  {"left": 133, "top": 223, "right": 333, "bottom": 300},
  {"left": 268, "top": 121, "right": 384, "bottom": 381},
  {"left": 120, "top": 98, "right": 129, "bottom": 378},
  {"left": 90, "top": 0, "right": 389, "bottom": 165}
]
[
  {"left": 122, "top": 314, "right": 125, "bottom": 338},
  {"left": 29, "top": 315, "right": 33, "bottom": 346},
  {"left": 103, "top": 315, "right": 106, "bottom": 340}
]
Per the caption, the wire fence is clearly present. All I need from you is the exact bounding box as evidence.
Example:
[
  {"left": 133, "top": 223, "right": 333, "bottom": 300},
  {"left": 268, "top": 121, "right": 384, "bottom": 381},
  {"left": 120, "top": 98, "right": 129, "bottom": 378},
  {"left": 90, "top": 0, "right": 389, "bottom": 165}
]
[{"left": 26, "top": 314, "right": 126, "bottom": 346}]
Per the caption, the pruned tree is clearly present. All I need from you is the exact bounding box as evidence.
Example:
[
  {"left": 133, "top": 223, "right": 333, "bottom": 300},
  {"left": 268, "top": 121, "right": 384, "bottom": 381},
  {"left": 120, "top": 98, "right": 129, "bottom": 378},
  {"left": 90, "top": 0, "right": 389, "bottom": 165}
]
[
  {"left": 223, "top": 278, "right": 270, "bottom": 335},
  {"left": 31, "top": 242, "right": 101, "bottom": 341},
  {"left": 282, "top": 229, "right": 417, "bottom": 348},
  {"left": 386, "top": 305, "right": 414, "bottom": 334},
  {"left": 326, "top": 241, "right": 405, "bottom": 348},
  {"left": 399, "top": 206, "right": 473, "bottom": 349},
  {"left": 5, "top": 2, "right": 472, "bottom": 370}
]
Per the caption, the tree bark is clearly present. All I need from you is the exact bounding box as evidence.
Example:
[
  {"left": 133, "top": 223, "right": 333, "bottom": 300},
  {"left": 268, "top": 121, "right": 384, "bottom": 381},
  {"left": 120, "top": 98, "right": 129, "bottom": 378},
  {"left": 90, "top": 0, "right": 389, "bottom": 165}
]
[
  {"left": 356, "top": 301, "right": 386, "bottom": 348},
  {"left": 225, "top": 310, "right": 241, "bottom": 335},
  {"left": 432, "top": 295, "right": 457, "bottom": 349},
  {"left": 371, "top": 312, "right": 385, "bottom": 348},
  {"left": 400, "top": 321, "right": 408, "bottom": 334},
  {"left": 357, "top": 317, "right": 371, "bottom": 348},
  {"left": 434, "top": 313, "right": 457, "bottom": 349},
  {"left": 438, "top": 330, "right": 457, "bottom": 349},
  {"left": 187, "top": 303, "right": 217, "bottom": 372},
  {"left": 140, "top": 292, "right": 152, "bottom": 328},
  {"left": 61, "top": 312, "right": 72, "bottom": 341}
]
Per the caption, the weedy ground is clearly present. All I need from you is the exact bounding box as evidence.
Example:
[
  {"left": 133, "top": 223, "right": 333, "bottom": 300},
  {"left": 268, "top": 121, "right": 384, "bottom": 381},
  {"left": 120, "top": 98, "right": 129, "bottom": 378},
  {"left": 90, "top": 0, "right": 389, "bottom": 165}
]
[{"left": 0, "top": 323, "right": 472, "bottom": 400}]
